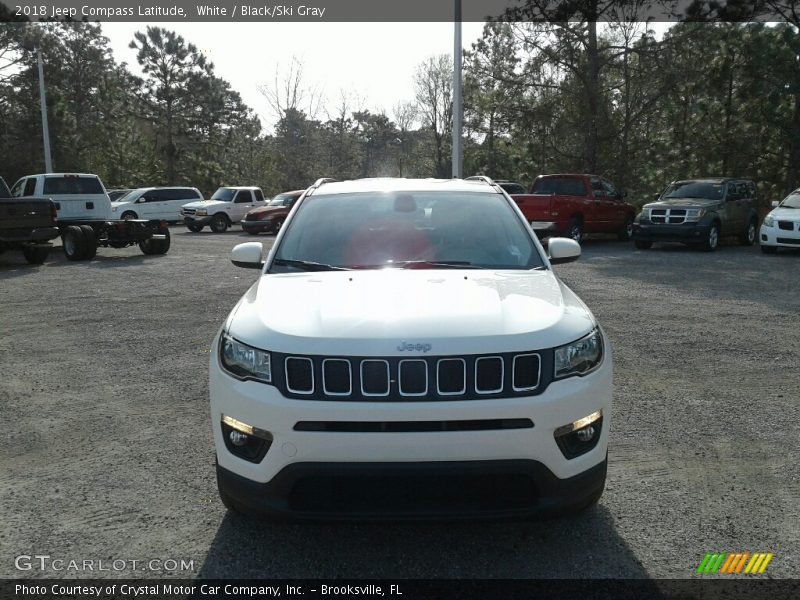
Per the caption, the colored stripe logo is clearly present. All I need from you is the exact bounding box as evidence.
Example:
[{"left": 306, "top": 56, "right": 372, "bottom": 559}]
[{"left": 696, "top": 552, "right": 773, "bottom": 574}]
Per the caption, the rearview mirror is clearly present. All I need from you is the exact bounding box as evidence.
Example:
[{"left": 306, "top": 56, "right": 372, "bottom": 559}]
[
  {"left": 231, "top": 242, "right": 264, "bottom": 269},
  {"left": 548, "top": 237, "right": 581, "bottom": 265},
  {"left": 772, "top": 200, "right": 779, "bottom": 208}
]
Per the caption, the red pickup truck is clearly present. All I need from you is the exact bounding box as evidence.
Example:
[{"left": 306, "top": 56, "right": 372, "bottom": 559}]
[{"left": 510, "top": 174, "right": 636, "bottom": 242}]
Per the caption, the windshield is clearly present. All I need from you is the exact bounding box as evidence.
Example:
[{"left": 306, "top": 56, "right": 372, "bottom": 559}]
[
  {"left": 268, "top": 194, "right": 293, "bottom": 206},
  {"left": 211, "top": 188, "right": 236, "bottom": 201},
  {"left": 779, "top": 192, "right": 800, "bottom": 209},
  {"left": 271, "top": 191, "right": 543, "bottom": 271},
  {"left": 663, "top": 181, "right": 724, "bottom": 200},
  {"left": 113, "top": 190, "right": 139, "bottom": 203}
]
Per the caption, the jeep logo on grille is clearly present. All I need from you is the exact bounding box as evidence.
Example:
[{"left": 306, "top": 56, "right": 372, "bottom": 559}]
[{"left": 397, "top": 341, "right": 432, "bottom": 353}]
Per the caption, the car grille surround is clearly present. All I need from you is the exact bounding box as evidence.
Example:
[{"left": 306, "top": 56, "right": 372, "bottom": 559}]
[{"left": 276, "top": 350, "right": 553, "bottom": 401}]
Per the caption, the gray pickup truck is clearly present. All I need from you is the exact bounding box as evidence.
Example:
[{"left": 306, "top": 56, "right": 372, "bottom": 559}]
[{"left": 0, "top": 176, "right": 60, "bottom": 264}]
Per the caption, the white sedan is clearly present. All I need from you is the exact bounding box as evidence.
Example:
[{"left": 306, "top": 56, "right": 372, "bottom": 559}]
[{"left": 760, "top": 190, "right": 800, "bottom": 254}]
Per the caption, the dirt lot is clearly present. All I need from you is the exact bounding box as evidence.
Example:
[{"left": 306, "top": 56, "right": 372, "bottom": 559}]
[{"left": 1, "top": 229, "right": 798, "bottom": 579}]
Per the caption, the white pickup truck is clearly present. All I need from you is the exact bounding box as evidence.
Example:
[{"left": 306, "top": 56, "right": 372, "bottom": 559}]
[
  {"left": 11, "top": 173, "right": 170, "bottom": 261},
  {"left": 181, "top": 186, "right": 266, "bottom": 233}
]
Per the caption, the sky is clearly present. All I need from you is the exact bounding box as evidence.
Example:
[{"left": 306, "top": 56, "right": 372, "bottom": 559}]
[{"left": 102, "top": 22, "right": 488, "bottom": 130}]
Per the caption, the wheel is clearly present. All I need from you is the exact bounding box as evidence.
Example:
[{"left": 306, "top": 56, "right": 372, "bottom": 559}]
[
  {"left": 618, "top": 216, "right": 634, "bottom": 241},
  {"left": 79, "top": 225, "right": 97, "bottom": 260},
  {"left": 139, "top": 227, "right": 171, "bottom": 255},
  {"left": 62, "top": 226, "right": 88, "bottom": 261},
  {"left": 187, "top": 223, "right": 203, "bottom": 233},
  {"left": 760, "top": 244, "right": 777, "bottom": 254},
  {"left": 740, "top": 218, "right": 757, "bottom": 246},
  {"left": 702, "top": 222, "right": 720, "bottom": 252},
  {"left": 210, "top": 214, "right": 229, "bottom": 233},
  {"left": 634, "top": 240, "right": 652, "bottom": 250},
  {"left": 566, "top": 218, "right": 583, "bottom": 243},
  {"left": 271, "top": 219, "right": 284, "bottom": 234},
  {"left": 121, "top": 211, "right": 137, "bottom": 220},
  {"left": 22, "top": 245, "right": 50, "bottom": 265}
]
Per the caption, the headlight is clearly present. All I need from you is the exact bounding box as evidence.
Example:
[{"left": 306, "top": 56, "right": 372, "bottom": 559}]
[
  {"left": 554, "top": 329, "right": 603, "bottom": 380},
  {"left": 196, "top": 209, "right": 208, "bottom": 216},
  {"left": 219, "top": 333, "right": 272, "bottom": 382},
  {"left": 685, "top": 208, "right": 706, "bottom": 222},
  {"left": 763, "top": 215, "right": 774, "bottom": 227}
]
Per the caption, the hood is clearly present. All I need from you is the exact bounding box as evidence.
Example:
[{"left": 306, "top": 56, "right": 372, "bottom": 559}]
[
  {"left": 110, "top": 200, "right": 133, "bottom": 207},
  {"left": 645, "top": 198, "right": 722, "bottom": 209},
  {"left": 247, "top": 205, "right": 284, "bottom": 216},
  {"left": 226, "top": 270, "right": 596, "bottom": 356},
  {"left": 768, "top": 207, "right": 800, "bottom": 221},
  {"left": 183, "top": 199, "right": 228, "bottom": 210}
]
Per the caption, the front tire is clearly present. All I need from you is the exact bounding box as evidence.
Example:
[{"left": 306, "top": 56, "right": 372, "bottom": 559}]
[
  {"left": 740, "top": 218, "right": 757, "bottom": 246},
  {"left": 121, "top": 211, "right": 137, "bottom": 220},
  {"left": 566, "top": 218, "right": 583, "bottom": 243},
  {"left": 271, "top": 219, "right": 284, "bottom": 234},
  {"left": 702, "top": 222, "right": 720, "bottom": 252},
  {"left": 634, "top": 240, "right": 652, "bottom": 250},
  {"left": 210, "top": 214, "right": 229, "bottom": 233},
  {"left": 187, "top": 224, "right": 203, "bottom": 233},
  {"left": 139, "top": 228, "right": 171, "bottom": 255},
  {"left": 618, "top": 216, "right": 634, "bottom": 241},
  {"left": 22, "top": 245, "right": 50, "bottom": 264}
]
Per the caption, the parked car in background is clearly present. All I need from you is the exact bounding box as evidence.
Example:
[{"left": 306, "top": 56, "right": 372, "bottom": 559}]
[
  {"left": 760, "top": 189, "right": 800, "bottom": 254},
  {"left": 211, "top": 176, "right": 610, "bottom": 519},
  {"left": 632, "top": 178, "right": 759, "bottom": 252},
  {"left": 0, "top": 175, "right": 59, "bottom": 264},
  {"left": 181, "top": 186, "right": 265, "bottom": 233},
  {"left": 11, "top": 173, "right": 170, "bottom": 261},
  {"left": 111, "top": 187, "right": 203, "bottom": 222},
  {"left": 241, "top": 189, "right": 304, "bottom": 235},
  {"left": 108, "top": 189, "right": 133, "bottom": 202},
  {"left": 510, "top": 174, "right": 636, "bottom": 242},
  {"left": 495, "top": 180, "right": 527, "bottom": 195}
]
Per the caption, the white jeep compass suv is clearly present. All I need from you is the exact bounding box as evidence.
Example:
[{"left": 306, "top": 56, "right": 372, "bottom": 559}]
[{"left": 210, "top": 177, "right": 612, "bottom": 519}]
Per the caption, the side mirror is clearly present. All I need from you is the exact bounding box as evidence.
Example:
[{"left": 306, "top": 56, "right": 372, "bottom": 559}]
[
  {"left": 548, "top": 237, "right": 581, "bottom": 265},
  {"left": 137, "top": 196, "right": 148, "bottom": 203},
  {"left": 772, "top": 200, "right": 780, "bottom": 208},
  {"left": 231, "top": 242, "right": 264, "bottom": 269},
  {"left": 652, "top": 192, "right": 660, "bottom": 200}
]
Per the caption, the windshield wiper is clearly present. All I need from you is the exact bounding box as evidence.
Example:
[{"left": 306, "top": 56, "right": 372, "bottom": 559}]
[
  {"left": 376, "top": 260, "right": 485, "bottom": 269},
  {"left": 272, "top": 258, "right": 351, "bottom": 271}
]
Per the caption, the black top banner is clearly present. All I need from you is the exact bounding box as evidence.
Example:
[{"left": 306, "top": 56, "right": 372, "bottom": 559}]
[{"left": 1, "top": 0, "right": 798, "bottom": 23}]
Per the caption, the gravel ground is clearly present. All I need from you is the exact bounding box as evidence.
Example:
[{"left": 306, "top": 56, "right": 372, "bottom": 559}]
[{"left": 0, "top": 229, "right": 798, "bottom": 580}]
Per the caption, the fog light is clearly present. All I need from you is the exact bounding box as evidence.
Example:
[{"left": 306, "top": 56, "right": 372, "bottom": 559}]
[
  {"left": 554, "top": 410, "right": 603, "bottom": 459},
  {"left": 229, "top": 430, "right": 248, "bottom": 446},
  {"left": 576, "top": 425, "right": 595, "bottom": 442}
]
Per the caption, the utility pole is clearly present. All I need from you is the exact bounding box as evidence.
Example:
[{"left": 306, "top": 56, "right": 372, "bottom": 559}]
[
  {"left": 36, "top": 46, "right": 53, "bottom": 173},
  {"left": 452, "top": 0, "right": 463, "bottom": 179}
]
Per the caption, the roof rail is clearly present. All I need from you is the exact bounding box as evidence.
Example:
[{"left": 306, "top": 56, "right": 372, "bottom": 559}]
[
  {"left": 306, "top": 177, "right": 338, "bottom": 194},
  {"left": 465, "top": 175, "right": 495, "bottom": 185}
]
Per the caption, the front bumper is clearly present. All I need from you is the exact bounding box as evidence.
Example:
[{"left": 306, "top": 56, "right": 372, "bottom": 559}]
[
  {"left": 241, "top": 219, "right": 273, "bottom": 233},
  {"left": 210, "top": 334, "right": 612, "bottom": 518},
  {"left": 632, "top": 221, "right": 709, "bottom": 243},
  {"left": 183, "top": 215, "right": 213, "bottom": 226},
  {"left": 760, "top": 224, "right": 800, "bottom": 247}
]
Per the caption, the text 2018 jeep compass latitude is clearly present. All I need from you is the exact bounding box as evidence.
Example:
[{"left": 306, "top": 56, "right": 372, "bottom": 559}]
[{"left": 210, "top": 177, "right": 612, "bottom": 519}]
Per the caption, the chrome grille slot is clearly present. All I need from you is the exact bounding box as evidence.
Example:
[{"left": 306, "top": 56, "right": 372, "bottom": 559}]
[
  {"left": 475, "top": 356, "right": 504, "bottom": 394},
  {"left": 360, "top": 360, "right": 390, "bottom": 396},
  {"left": 512, "top": 353, "right": 541, "bottom": 392},
  {"left": 285, "top": 357, "right": 314, "bottom": 394},
  {"left": 399, "top": 359, "right": 428, "bottom": 396},
  {"left": 437, "top": 358, "right": 466, "bottom": 395},
  {"left": 650, "top": 208, "right": 686, "bottom": 224},
  {"left": 322, "top": 359, "right": 351, "bottom": 396}
]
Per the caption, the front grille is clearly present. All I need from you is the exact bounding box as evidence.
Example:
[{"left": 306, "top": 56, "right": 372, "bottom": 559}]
[
  {"left": 777, "top": 237, "right": 800, "bottom": 245},
  {"left": 778, "top": 221, "right": 795, "bottom": 231},
  {"left": 650, "top": 208, "right": 687, "bottom": 224},
  {"left": 279, "top": 351, "right": 548, "bottom": 401},
  {"left": 182, "top": 208, "right": 196, "bottom": 216}
]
